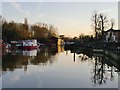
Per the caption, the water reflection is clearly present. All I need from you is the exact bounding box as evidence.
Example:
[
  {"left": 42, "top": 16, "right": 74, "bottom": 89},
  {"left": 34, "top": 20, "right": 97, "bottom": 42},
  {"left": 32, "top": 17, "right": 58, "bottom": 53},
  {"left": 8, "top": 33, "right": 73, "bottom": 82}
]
[
  {"left": 2, "top": 46, "right": 119, "bottom": 88},
  {"left": 22, "top": 50, "right": 37, "bottom": 56},
  {"left": 91, "top": 56, "right": 116, "bottom": 87},
  {"left": 65, "top": 46, "right": 119, "bottom": 87},
  {"left": 2, "top": 46, "right": 64, "bottom": 72}
]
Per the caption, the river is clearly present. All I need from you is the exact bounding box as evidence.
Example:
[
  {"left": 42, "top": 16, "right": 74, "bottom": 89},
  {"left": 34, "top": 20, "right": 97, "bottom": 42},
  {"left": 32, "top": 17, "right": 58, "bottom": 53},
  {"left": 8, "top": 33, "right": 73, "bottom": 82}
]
[{"left": 1, "top": 46, "right": 119, "bottom": 88}]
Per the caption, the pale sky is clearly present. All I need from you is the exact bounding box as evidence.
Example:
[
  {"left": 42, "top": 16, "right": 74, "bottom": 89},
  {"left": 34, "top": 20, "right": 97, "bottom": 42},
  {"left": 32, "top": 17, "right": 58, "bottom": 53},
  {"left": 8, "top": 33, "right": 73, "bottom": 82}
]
[
  {"left": 118, "top": 2, "right": 120, "bottom": 29},
  {"left": 2, "top": 1, "right": 118, "bottom": 37}
]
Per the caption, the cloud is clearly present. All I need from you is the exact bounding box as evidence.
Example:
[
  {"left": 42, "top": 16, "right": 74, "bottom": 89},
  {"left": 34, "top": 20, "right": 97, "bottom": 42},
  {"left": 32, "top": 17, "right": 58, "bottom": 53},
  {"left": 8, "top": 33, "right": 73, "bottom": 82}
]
[
  {"left": 11, "top": 2, "right": 22, "bottom": 12},
  {"left": 36, "top": 2, "right": 44, "bottom": 12},
  {"left": 37, "top": 13, "right": 46, "bottom": 19},
  {"left": 98, "top": 9, "right": 113, "bottom": 14},
  {"left": 57, "top": 17, "right": 81, "bottom": 28},
  {"left": 10, "top": 2, "right": 30, "bottom": 16}
]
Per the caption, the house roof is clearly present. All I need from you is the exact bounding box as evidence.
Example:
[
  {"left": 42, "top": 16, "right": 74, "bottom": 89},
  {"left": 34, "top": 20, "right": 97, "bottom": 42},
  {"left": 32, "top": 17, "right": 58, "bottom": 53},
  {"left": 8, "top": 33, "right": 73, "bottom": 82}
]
[{"left": 105, "top": 28, "right": 120, "bottom": 33}]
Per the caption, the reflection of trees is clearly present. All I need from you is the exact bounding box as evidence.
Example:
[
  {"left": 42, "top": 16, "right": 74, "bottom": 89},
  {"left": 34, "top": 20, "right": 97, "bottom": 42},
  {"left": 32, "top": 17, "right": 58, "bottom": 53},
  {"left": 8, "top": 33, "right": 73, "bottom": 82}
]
[
  {"left": 2, "top": 55, "right": 29, "bottom": 72},
  {"left": 73, "top": 48, "right": 118, "bottom": 87},
  {"left": 91, "top": 55, "right": 116, "bottom": 87},
  {"left": 92, "top": 56, "right": 105, "bottom": 85},
  {"left": 2, "top": 47, "right": 60, "bottom": 72},
  {"left": 30, "top": 48, "right": 57, "bottom": 65}
]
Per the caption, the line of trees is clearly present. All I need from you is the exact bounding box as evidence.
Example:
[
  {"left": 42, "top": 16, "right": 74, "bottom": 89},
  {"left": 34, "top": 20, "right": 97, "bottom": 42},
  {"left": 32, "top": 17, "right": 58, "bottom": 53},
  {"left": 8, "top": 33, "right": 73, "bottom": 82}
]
[{"left": 1, "top": 16, "right": 58, "bottom": 43}]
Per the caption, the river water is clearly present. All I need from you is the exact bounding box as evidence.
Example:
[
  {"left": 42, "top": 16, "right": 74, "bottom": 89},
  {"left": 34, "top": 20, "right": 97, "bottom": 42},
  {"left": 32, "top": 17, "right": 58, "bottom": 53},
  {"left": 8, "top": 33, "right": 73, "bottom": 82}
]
[{"left": 2, "top": 46, "right": 119, "bottom": 88}]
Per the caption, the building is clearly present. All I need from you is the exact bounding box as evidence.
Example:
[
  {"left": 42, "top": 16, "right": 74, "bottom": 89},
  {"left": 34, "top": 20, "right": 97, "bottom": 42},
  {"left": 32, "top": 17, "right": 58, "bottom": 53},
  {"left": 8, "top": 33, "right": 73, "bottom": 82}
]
[
  {"left": 58, "top": 38, "right": 64, "bottom": 46},
  {"left": 104, "top": 29, "right": 120, "bottom": 43},
  {"left": 49, "top": 36, "right": 64, "bottom": 46}
]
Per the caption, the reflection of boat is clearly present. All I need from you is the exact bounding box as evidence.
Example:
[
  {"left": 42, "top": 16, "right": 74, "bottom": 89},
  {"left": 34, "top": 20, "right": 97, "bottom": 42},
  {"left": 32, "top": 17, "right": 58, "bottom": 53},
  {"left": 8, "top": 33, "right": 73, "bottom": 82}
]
[
  {"left": 22, "top": 49, "right": 37, "bottom": 56},
  {"left": 3, "top": 48, "right": 38, "bottom": 57},
  {"left": 18, "top": 39, "right": 39, "bottom": 50}
]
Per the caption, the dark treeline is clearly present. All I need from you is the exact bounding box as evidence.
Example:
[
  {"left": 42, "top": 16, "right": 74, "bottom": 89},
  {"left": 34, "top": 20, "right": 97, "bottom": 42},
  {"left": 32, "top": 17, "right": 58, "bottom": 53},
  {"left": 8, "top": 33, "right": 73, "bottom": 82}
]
[
  {"left": 1, "top": 16, "right": 58, "bottom": 43},
  {"left": 61, "top": 34, "right": 93, "bottom": 43}
]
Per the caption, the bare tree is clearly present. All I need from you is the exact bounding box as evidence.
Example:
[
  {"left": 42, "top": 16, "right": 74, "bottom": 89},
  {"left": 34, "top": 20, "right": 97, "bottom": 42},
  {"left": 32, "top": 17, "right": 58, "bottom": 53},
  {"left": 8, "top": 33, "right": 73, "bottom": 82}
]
[
  {"left": 99, "top": 14, "right": 108, "bottom": 34},
  {"left": 91, "top": 11, "right": 108, "bottom": 41},
  {"left": 91, "top": 11, "right": 100, "bottom": 39}
]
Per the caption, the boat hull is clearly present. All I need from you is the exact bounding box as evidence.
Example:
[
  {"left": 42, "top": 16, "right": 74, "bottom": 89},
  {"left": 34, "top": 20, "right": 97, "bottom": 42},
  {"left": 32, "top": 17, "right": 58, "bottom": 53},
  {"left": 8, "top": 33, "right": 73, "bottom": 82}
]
[{"left": 19, "top": 46, "right": 38, "bottom": 50}]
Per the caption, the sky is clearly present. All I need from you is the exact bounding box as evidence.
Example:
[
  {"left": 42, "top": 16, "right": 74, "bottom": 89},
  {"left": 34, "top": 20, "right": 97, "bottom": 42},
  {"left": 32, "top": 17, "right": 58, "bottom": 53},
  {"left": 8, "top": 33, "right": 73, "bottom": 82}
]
[
  {"left": 118, "top": 2, "right": 120, "bottom": 29},
  {"left": 2, "top": 1, "right": 118, "bottom": 37}
]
